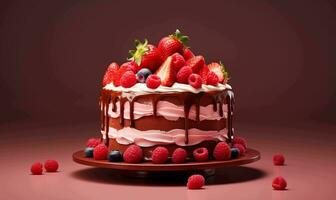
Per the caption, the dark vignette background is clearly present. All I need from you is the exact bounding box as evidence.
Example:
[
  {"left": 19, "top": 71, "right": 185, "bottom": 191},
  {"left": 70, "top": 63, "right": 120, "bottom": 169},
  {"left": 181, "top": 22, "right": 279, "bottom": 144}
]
[{"left": 0, "top": 0, "right": 335, "bottom": 126}]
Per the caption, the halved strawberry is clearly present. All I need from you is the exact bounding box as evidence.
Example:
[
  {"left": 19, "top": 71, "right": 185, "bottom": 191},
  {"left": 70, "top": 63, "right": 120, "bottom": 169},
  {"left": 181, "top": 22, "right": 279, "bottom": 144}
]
[
  {"left": 158, "top": 29, "right": 189, "bottom": 60},
  {"left": 128, "top": 39, "right": 162, "bottom": 72},
  {"left": 102, "top": 62, "right": 119, "bottom": 86},
  {"left": 198, "top": 64, "right": 210, "bottom": 84},
  {"left": 154, "top": 56, "right": 175, "bottom": 87},
  {"left": 185, "top": 55, "right": 205, "bottom": 73},
  {"left": 183, "top": 48, "right": 195, "bottom": 60},
  {"left": 208, "top": 62, "right": 229, "bottom": 84}
]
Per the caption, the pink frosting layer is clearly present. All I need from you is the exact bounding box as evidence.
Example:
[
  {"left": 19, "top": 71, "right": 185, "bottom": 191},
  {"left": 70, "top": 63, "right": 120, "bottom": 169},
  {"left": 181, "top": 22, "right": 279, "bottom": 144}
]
[
  {"left": 105, "top": 101, "right": 228, "bottom": 121},
  {"left": 101, "top": 127, "right": 227, "bottom": 147}
]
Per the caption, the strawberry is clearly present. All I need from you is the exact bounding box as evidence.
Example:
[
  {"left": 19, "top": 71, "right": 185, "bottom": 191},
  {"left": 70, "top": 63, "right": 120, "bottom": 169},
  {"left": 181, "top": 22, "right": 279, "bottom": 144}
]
[
  {"left": 114, "top": 64, "right": 133, "bottom": 86},
  {"left": 185, "top": 56, "right": 205, "bottom": 73},
  {"left": 158, "top": 29, "right": 189, "bottom": 60},
  {"left": 207, "top": 62, "right": 229, "bottom": 84},
  {"left": 154, "top": 56, "right": 175, "bottom": 87},
  {"left": 171, "top": 53, "right": 185, "bottom": 71},
  {"left": 198, "top": 64, "right": 209, "bottom": 84},
  {"left": 183, "top": 48, "right": 195, "bottom": 60},
  {"left": 102, "top": 62, "right": 119, "bottom": 86},
  {"left": 128, "top": 39, "right": 162, "bottom": 72}
]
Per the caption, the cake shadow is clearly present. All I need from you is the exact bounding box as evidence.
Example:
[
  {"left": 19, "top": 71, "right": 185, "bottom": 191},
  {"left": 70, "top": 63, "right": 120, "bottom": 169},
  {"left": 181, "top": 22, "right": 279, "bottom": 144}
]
[{"left": 71, "top": 166, "right": 266, "bottom": 186}]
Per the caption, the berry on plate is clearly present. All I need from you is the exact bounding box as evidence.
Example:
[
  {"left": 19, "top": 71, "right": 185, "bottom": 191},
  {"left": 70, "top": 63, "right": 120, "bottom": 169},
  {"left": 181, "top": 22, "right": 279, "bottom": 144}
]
[
  {"left": 121, "top": 71, "right": 137, "bottom": 88},
  {"left": 183, "top": 48, "right": 195, "bottom": 60},
  {"left": 185, "top": 55, "right": 205, "bottom": 73},
  {"left": 213, "top": 142, "right": 231, "bottom": 161},
  {"left": 151, "top": 146, "right": 169, "bottom": 164},
  {"left": 86, "top": 138, "right": 100, "bottom": 148},
  {"left": 44, "top": 160, "right": 59, "bottom": 172},
  {"left": 158, "top": 29, "right": 188, "bottom": 60},
  {"left": 172, "top": 148, "right": 187, "bottom": 164},
  {"left": 84, "top": 147, "right": 94, "bottom": 157},
  {"left": 93, "top": 144, "right": 108, "bottom": 160},
  {"left": 154, "top": 56, "right": 175, "bottom": 87},
  {"left": 233, "top": 143, "right": 246, "bottom": 155},
  {"left": 188, "top": 73, "right": 202, "bottom": 89},
  {"left": 176, "top": 66, "right": 192, "bottom": 84},
  {"left": 102, "top": 62, "right": 119, "bottom": 86},
  {"left": 108, "top": 150, "right": 123, "bottom": 162},
  {"left": 30, "top": 162, "right": 43, "bottom": 175},
  {"left": 230, "top": 148, "right": 240, "bottom": 159},
  {"left": 136, "top": 68, "right": 152, "bottom": 83},
  {"left": 171, "top": 52, "right": 185, "bottom": 71},
  {"left": 129, "top": 39, "right": 162, "bottom": 72},
  {"left": 272, "top": 176, "right": 287, "bottom": 190},
  {"left": 208, "top": 62, "right": 229, "bottom": 84},
  {"left": 233, "top": 136, "right": 247, "bottom": 148},
  {"left": 206, "top": 71, "right": 219, "bottom": 86},
  {"left": 273, "top": 154, "right": 285, "bottom": 166},
  {"left": 146, "top": 74, "right": 161, "bottom": 89},
  {"left": 187, "top": 174, "right": 205, "bottom": 189},
  {"left": 123, "top": 145, "right": 143, "bottom": 163},
  {"left": 193, "top": 147, "right": 209, "bottom": 162}
]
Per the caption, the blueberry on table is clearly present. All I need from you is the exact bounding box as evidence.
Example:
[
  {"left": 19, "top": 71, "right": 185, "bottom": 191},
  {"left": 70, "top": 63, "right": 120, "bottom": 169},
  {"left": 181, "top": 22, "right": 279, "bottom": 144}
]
[
  {"left": 230, "top": 148, "right": 240, "bottom": 159},
  {"left": 108, "top": 150, "right": 123, "bottom": 162},
  {"left": 136, "top": 68, "right": 152, "bottom": 83},
  {"left": 84, "top": 147, "right": 94, "bottom": 158}
]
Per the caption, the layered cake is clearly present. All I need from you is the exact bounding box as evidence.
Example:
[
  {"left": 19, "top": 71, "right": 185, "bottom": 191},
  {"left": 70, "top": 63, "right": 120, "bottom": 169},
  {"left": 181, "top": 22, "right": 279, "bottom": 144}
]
[{"left": 99, "top": 30, "right": 235, "bottom": 159}]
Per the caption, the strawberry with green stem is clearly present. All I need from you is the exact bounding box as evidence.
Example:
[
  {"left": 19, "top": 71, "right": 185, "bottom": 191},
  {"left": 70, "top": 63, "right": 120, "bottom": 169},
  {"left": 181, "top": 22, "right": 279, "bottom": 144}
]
[{"left": 158, "top": 29, "right": 189, "bottom": 60}]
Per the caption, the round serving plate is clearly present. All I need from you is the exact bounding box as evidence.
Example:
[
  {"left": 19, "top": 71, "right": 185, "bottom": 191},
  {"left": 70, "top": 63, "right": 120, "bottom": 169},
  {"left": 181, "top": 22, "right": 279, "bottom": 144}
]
[{"left": 72, "top": 148, "right": 260, "bottom": 172}]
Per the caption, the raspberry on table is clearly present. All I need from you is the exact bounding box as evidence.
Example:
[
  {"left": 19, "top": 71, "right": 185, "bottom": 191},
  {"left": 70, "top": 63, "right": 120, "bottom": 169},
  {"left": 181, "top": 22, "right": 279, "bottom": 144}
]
[
  {"left": 44, "top": 160, "right": 59, "bottom": 172},
  {"left": 151, "top": 146, "right": 169, "bottom": 164},
  {"left": 30, "top": 162, "right": 43, "bottom": 175},
  {"left": 193, "top": 147, "right": 209, "bottom": 162},
  {"left": 272, "top": 176, "right": 287, "bottom": 190},
  {"left": 187, "top": 174, "right": 205, "bottom": 189},
  {"left": 273, "top": 154, "right": 285, "bottom": 165}
]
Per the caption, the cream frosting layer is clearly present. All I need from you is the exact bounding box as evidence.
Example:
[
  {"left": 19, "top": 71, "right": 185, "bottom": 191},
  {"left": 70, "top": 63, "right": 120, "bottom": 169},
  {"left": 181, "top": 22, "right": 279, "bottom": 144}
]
[
  {"left": 102, "top": 127, "right": 227, "bottom": 147},
  {"left": 106, "top": 100, "right": 228, "bottom": 121}
]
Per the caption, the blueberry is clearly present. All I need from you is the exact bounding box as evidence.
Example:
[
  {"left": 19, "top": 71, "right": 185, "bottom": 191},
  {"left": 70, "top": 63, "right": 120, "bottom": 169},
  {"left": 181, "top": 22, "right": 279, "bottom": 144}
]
[
  {"left": 108, "top": 150, "right": 123, "bottom": 162},
  {"left": 84, "top": 147, "right": 94, "bottom": 158},
  {"left": 230, "top": 148, "right": 240, "bottom": 159},
  {"left": 136, "top": 68, "right": 152, "bottom": 83}
]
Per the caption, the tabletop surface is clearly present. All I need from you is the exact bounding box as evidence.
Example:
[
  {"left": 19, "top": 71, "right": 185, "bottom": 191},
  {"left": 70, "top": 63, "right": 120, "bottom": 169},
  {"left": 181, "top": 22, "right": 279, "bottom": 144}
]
[{"left": 0, "top": 120, "right": 335, "bottom": 200}]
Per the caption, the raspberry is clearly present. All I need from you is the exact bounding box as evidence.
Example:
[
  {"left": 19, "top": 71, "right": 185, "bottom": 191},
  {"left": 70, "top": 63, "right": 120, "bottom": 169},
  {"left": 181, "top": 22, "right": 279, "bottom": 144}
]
[
  {"left": 188, "top": 73, "right": 202, "bottom": 89},
  {"left": 172, "top": 148, "right": 187, "bottom": 164},
  {"left": 171, "top": 53, "right": 185, "bottom": 71},
  {"left": 102, "top": 62, "right": 119, "bottom": 86},
  {"left": 272, "top": 176, "right": 287, "bottom": 190},
  {"left": 114, "top": 65, "right": 133, "bottom": 86},
  {"left": 86, "top": 138, "right": 100, "bottom": 148},
  {"left": 93, "top": 144, "right": 108, "bottom": 160},
  {"left": 233, "top": 143, "right": 246, "bottom": 155},
  {"left": 123, "top": 145, "right": 143, "bottom": 163},
  {"left": 30, "top": 162, "right": 43, "bottom": 175},
  {"left": 213, "top": 142, "right": 231, "bottom": 161},
  {"left": 176, "top": 66, "right": 192, "bottom": 84},
  {"left": 146, "top": 74, "right": 161, "bottom": 89},
  {"left": 233, "top": 136, "right": 247, "bottom": 148},
  {"left": 44, "top": 160, "right": 59, "bottom": 172},
  {"left": 151, "top": 146, "right": 169, "bottom": 164},
  {"left": 193, "top": 147, "right": 209, "bottom": 162},
  {"left": 206, "top": 71, "right": 219, "bottom": 86},
  {"left": 187, "top": 174, "right": 205, "bottom": 189},
  {"left": 121, "top": 71, "right": 137, "bottom": 88},
  {"left": 273, "top": 154, "right": 285, "bottom": 166}
]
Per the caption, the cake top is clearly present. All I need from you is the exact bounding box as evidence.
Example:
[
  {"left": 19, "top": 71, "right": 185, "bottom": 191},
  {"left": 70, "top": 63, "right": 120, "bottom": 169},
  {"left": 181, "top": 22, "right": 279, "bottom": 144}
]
[{"left": 102, "top": 29, "right": 230, "bottom": 94}]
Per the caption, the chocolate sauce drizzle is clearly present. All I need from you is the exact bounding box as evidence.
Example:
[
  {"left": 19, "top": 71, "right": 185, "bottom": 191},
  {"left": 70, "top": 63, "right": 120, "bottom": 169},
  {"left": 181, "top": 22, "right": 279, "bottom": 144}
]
[{"left": 100, "top": 89, "right": 235, "bottom": 146}]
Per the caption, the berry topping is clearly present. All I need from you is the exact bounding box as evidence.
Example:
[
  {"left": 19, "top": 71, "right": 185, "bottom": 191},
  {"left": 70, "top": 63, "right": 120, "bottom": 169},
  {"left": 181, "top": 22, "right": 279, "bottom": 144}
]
[
  {"left": 233, "top": 136, "right": 247, "bottom": 148},
  {"left": 230, "top": 148, "right": 240, "bottom": 159},
  {"left": 154, "top": 56, "right": 175, "bottom": 87},
  {"left": 84, "top": 147, "right": 94, "bottom": 158},
  {"left": 208, "top": 62, "right": 229, "bottom": 84},
  {"left": 108, "top": 150, "right": 123, "bottom": 162},
  {"left": 44, "top": 160, "right": 59, "bottom": 172},
  {"left": 172, "top": 148, "right": 187, "bottom": 164},
  {"left": 114, "top": 64, "right": 133, "bottom": 86},
  {"left": 198, "top": 64, "right": 210, "bottom": 84},
  {"left": 272, "top": 176, "right": 287, "bottom": 190},
  {"left": 206, "top": 71, "right": 219, "bottom": 86},
  {"left": 121, "top": 71, "right": 137, "bottom": 88},
  {"left": 93, "top": 144, "right": 108, "bottom": 160},
  {"left": 185, "top": 55, "right": 205, "bottom": 73},
  {"left": 188, "top": 73, "right": 202, "bottom": 89},
  {"left": 136, "top": 68, "right": 152, "bottom": 83},
  {"left": 183, "top": 48, "right": 195, "bottom": 60},
  {"left": 233, "top": 143, "right": 246, "bottom": 155},
  {"left": 86, "top": 138, "right": 100, "bottom": 148},
  {"left": 273, "top": 154, "right": 285, "bottom": 166},
  {"left": 129, "top": 40, "right": 162, "bottom": 72},
  {"left": 123, "top": 145, "right": 143, "bottom": 163},
  {"left": 171, "top": 52, "right": 185, "bottom": 71},
  {"left": 120, "top": 61, "right": 140, "bottom": 73},
  {"left": 151, "top": 146, "right": 169, "bottom": 164},
  {"left": 193, "top": 147, "right": 209, "bottom": 162},
  {"left": 102, "top": 62, "right": 119, "bottom": 86},
  {"left": 176, "top": 66, "right": 193, "bottom": 84},
  {"left": 187, "top": 174, "right": 205, "bottom": 189},
  {"left": 30, "top": 162, "right": 43, "bottom": 175},
  {"left": 158, "top": 29, "right": 189, "bottom": 60},
  {"left": 146, "top": 74, "right": 161, "bottom": 89},
  {"left": 213, "top": 142, "right": 231, "bottom": 161}
]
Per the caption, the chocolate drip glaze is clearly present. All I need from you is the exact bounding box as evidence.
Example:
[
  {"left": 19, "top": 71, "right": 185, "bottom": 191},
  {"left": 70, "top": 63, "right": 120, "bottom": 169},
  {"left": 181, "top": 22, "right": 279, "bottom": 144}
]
[{"left": 100, "top": 88, "right": 235, "bottom": 145}]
